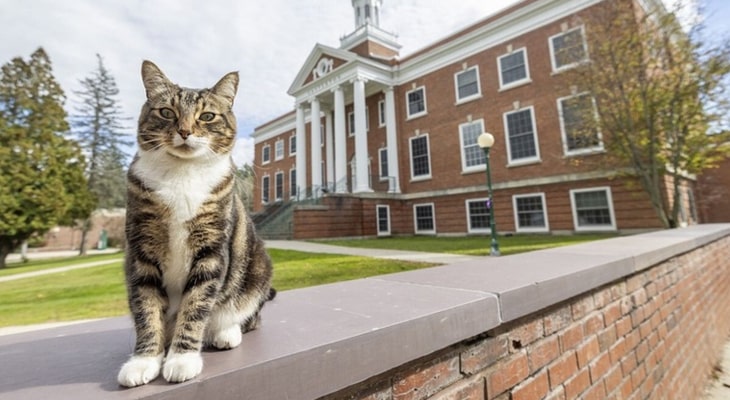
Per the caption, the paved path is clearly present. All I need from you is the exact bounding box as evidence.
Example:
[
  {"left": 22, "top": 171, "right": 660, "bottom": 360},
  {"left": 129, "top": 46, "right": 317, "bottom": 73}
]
[
  {"left": 705, "top": 339, "right": 730, "bottom": 399},
  {"left": 265, "top": 240, "right": 481, "bottom": 265},
  {"left": 0, "top": 259, "right": 123, "bottom": 283}
]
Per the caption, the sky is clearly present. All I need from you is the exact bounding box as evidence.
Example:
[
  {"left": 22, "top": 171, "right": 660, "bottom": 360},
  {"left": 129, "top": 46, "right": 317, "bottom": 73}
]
[{"left": 0, "top": 0, "right": 727, "bottom": 168}]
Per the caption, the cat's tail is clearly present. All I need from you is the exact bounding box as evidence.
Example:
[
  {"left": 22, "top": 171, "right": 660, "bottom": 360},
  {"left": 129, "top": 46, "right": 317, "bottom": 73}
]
[{"left": 267, "top": 288, "right": 277, "bottom": 301}]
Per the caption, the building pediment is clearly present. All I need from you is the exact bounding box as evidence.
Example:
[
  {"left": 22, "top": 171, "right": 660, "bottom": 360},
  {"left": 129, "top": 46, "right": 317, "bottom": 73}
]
[{"left": 287, "top": 44, "right": 357, "bottom": 96}]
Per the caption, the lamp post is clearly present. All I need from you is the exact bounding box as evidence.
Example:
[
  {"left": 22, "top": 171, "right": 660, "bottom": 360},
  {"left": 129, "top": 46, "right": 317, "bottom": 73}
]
[{"left": 478, "top": 132, "right": 500, "bottom": 257}]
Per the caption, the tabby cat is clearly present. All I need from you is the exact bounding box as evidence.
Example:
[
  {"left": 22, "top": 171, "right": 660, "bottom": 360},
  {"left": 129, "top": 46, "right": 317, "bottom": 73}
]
[{"left": 117, "top": 61, "right": 274, "bottom": 387}]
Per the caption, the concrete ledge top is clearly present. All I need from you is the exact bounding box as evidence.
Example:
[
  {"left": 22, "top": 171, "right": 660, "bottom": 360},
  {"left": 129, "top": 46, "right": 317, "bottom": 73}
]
[{"left": 0, "top": 224, "right": 727, "bottom": 400}]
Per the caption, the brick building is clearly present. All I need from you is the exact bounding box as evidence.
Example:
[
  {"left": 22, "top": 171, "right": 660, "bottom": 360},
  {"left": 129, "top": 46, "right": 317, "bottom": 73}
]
[{"left": 251, "top": 0, "right": 697, "bottom": 238}]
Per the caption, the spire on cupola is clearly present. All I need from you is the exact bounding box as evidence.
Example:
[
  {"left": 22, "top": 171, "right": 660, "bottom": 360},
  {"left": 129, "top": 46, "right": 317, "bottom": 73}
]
[
  {"left": 352, "top": 0, "right": 382, "bottom": 28},
  {"left": 341, "top": 0, "right": 400, "bottom": 61}
]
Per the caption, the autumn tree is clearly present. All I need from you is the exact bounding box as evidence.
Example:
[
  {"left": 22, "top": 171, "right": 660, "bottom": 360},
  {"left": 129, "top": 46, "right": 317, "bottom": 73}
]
[
  {"left": 72, "top": 54, "right": 131, "bottom": 254},
  {"left": 0, "top": 48, "right": 95, "bottom": 268},
  {"left": 565, "top": 0, "right": 730, "bottom": 228}
]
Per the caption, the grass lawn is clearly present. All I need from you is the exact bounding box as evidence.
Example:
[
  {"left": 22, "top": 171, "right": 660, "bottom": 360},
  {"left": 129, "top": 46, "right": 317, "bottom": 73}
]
[
  {"left": 0, "top": 249, "right": 434, "bottom": 328},
  {"left": 319, "top": 233, "right": 620, "bottom": 256},
  {"left": 0, "top": 233, "right": 621, "bottom": 328}
]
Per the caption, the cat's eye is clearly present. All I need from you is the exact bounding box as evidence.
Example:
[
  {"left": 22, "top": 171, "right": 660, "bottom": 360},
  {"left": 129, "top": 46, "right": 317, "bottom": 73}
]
[
  {"left": 159, "top": 108, "right": 176, "bottom": 119},
  {"left": 199, "top": 112, "right": 215, "bottom": 122}
]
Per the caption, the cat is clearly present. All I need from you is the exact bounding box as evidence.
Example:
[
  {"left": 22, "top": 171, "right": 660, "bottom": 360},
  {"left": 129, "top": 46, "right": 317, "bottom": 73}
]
[{"left": 117, "top": 61, "right": 275, "bottom": 387}]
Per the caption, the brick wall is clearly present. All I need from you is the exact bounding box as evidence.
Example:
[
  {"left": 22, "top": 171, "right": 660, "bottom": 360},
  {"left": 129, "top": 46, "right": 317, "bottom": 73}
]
[{"left": 320, "top": 234, "right": 730, "bottom": 400}]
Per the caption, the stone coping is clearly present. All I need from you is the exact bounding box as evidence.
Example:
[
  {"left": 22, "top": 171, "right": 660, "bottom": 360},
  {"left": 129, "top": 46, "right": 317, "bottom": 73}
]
[{"left": 0, "top": 224, "right": 727, "bottom": 400}]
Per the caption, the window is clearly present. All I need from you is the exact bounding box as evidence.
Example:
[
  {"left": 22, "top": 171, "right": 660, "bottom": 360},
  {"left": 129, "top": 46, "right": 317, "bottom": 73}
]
[
  {"left": 378, "top": 147, "right": 389, "bottom": 180},
  {"left": 513, "top": 193, "right": 549, "bottom": 232},
  {"left": 289, "top": 169, "right": 297, "bottom": 199},
  {"left": 558, "top": 93, "right": 603, "bottom": 155},
  {"left": 378, "top": 100, "right": 386, "bottom": 127},
  {"left": 262, "top": 145, "right": 271, "bottom": 164},
  {"left": 376, "top": 205, "right": 391, "bottom": 236},
  {"left": 289, "top": 135, "right": 296, "bottom": 156},
  {"left": 413, "top": 203, "right": 436, "bottom": 234},
  {"left": 261, "top": 175, "right": 270, "bottom": 204},
  {"left": 348, "top": 107, "right": 369, "bottom": 136},
  {"left": 459, "top": 119, "right": 486, "bottom": 172},
  {"left": 498, "top": 48, "right": 530, "bottom": 88},
  {"left": 406, "top": 86, "right": 427, "bottom": 118},
  {"left": 455, "top": 66, "right": 481, "bottom": 103},
  {"left": 274, "top": 172, "right": 283, "bottom": 201},
  {"left": 274, "top": 140, "right": 284, "bottom": 161},
  {"left": 409, "top": 135, "right": 431, "bottom": 180},
  {"left": 466, "top": 199, "right": 490, "bottom": 233},
  {"left": 570, "top": 187, "right": 616, "bottom": 231},
  {"left": 504, "top": 107, "right": 540, "bottom": 164},
  {"left": 550, "top": 26, "right": 588, "bottom": 71}
]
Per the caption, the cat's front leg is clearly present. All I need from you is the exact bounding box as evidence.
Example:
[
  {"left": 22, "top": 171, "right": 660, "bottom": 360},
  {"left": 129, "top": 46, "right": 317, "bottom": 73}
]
[
  {"left": 162, "top": 266, "right": 222, "bottom": 383},
  {"left": 118, "top": 268, "right": 168, "bottom": 387}
]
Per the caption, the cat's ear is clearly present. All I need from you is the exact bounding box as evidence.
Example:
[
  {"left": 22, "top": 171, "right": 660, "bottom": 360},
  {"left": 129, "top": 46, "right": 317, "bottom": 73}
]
[
  {"left": 212, "top": 72, "right": 239, "bottom": 106},
  {"left": 141, "top": 60, "right": 172, "bottom": 99}
]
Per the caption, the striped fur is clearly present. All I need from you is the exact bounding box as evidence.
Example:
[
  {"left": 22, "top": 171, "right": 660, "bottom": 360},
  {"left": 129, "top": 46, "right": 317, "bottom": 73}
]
[{"left": 118, "top": 61, "right": 274, "bottom": 387}]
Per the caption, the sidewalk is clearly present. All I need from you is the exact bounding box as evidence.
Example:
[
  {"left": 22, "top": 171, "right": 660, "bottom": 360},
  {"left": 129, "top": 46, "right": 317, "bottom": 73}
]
[
  {"left": 705, "top": 339, "right": 730, "bottom": 399},
  {"left": 264, "top": 240, "right": 481, "bottom": 265}
]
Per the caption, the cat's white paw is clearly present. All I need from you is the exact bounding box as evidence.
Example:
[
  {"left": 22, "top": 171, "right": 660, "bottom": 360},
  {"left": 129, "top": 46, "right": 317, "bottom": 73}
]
[
  {"left": 118, "top": 355, "right": 163, "bottom": 387},
  {"left": 211, "top": 325, "right": 242, "bottom": 350},
  {"left": 162, "top": 352, "right": 203, "bottom": 383}
]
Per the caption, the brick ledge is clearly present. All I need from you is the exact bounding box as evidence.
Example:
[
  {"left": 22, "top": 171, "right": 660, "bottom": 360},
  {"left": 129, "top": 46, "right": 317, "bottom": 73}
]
[{"left": 0, "top": 224, "right": 728, "bottom": 400}]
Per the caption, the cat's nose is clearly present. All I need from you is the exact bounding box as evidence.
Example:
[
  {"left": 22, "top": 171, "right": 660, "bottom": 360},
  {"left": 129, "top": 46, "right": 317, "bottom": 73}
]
[{"left": 178, "top": 129, "right": 191, "bottom": 140}]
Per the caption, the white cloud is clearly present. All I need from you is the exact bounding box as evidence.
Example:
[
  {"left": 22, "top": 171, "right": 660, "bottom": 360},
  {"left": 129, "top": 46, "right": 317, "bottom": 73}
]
[{"left": 3, "top": 0, "right": 721, "bottom": 168}]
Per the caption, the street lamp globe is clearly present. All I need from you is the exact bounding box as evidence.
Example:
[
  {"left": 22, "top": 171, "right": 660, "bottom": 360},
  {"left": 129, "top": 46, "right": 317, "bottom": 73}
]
[{"left": 478, "top": 132, "right": 495, "bottom": 149}]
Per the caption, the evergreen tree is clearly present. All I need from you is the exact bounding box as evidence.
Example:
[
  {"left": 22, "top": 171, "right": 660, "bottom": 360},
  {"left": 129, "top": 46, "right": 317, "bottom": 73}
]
[
  {"left": 0, "top": 48, "right": 95, "bottom": 268},
  {"left": 72, "top": 54, "right": 131, "bottom": 254}
]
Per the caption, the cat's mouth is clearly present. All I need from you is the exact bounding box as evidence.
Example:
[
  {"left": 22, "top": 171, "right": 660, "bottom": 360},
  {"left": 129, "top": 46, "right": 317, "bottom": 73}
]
[{"left": 167, "top": 142, "right": 205, "bottom": 159}]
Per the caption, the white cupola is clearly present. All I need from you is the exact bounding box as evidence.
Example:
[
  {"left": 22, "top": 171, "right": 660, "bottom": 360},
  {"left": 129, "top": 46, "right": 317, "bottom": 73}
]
[
  {"left": 342, "top": 0, "right": 400, "bottom": 60},
  {"left": 352, "top": 0, "right": 382, "bottom": 28}
]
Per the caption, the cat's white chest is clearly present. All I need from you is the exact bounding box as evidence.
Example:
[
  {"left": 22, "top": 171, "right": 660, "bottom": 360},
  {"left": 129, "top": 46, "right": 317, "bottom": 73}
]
[{"left": 132, "top": 152, "right": 231, "bottom": 317}]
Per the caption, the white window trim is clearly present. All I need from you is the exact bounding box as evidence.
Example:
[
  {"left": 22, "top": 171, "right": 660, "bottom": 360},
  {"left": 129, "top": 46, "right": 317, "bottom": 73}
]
[
  {"left": 274, "top": 171, "right": 284, "bottom": 201},
  {"left": 406, "top": 86, "right": 427, "bottom": 120},
  {"left": 261, "top": 175, "right": 270, "bottom": 204},
  {"left": 557, "top": 92, "right": 604, "bottom": 156},
  {"left": 378, "top": 99, "right": 386, "bottom": 127},
  {"left": 503, "top": 106, "right": 542, "bottom": 166},
  {"left": 512, "top": 193, "right": 550, "bottom": 233},
  {"left": 465, "top": 198, "right": 490, "bottom": 234},
  {"left": 413, "top": 202, "right": 436, "bottom": 235},
  {"left": 262, "top": 144, "right": 271, "bottom": 165},
  {"left": 376, "top": 204, "right": 391, "bottom": 236},
  {"left": 569, "top": 186, "right": 617, "bottom": 231},
  {"left": 409, "top": 134, "right": 432, "bottom": 181},
  {"left": 289, "top": 134, "right": 296, "bottom": 157},
  {"left": 497, "top": 47, "right": 532, "bottom": 90},
  {"left": 378, "top": 147, "right": 389, "bottom": 181},
  {"left": 274, "top": 139, "right": 284, "bottom": 161},
  {"left": 454, "top": 65, "right": 482, "bottom": 105},
  {"left": 347, "top": 107, "right": 370, "bottom": 136},
  {"left": 289, "top": 168, "right": 297, "bottom": 199},
  {"left": 549, "top": 25, "right": 588, "bottom": 73},
  {"left": 459, "top": 119, "right": 487, "bottom": 174}
]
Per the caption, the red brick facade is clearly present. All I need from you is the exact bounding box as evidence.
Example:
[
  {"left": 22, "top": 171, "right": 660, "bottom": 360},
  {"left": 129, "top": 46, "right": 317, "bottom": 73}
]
[
  {"left": 319, "top": 234, "right": 730, "bottom": 400},
  {"left": 252, "top": 0, "right": 697, "bottom": 238}
]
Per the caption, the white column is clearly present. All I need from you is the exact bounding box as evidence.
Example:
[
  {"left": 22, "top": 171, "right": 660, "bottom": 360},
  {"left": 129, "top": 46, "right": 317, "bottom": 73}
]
[
  {"left": 310, "top": 98, "right": 322, "bottom": 196},
  {"left": 325, "top": 110, "right": 334, "bottom": 191},
  {"left": 353, "top": 77, "right": 371, "bottom": 193},
  {"left": 385, "top": 87, "right": 401, "bottom": 193},
  {"left": 333, "top": 85, "right": 347, "bottom": 193},
  {"left": 295, "top": 104, "right": 307, "bottom": 200}
]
